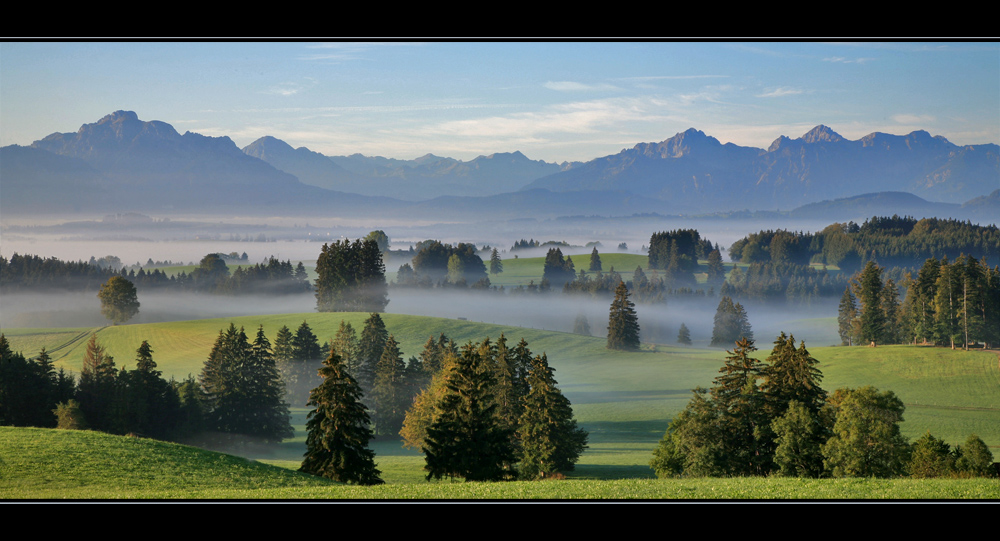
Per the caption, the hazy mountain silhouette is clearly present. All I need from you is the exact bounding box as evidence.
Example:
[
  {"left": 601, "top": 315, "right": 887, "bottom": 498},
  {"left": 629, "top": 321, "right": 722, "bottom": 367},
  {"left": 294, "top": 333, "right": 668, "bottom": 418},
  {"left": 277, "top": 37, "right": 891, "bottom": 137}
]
[{"left": 523, "top": 125, "right": 999, "bottom": 212}]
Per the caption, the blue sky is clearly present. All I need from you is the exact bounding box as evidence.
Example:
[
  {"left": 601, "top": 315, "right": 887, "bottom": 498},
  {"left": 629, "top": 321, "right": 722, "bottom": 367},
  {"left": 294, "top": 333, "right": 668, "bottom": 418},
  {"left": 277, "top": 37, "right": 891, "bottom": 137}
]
[{"left": 2, "top": 41, "right": 997, "bottom": 163}]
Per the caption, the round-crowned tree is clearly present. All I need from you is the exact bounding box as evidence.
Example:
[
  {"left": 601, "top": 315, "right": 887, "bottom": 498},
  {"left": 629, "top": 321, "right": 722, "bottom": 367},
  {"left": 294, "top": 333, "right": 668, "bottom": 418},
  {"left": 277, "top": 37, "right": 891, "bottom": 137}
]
[{"left": 97, "top": 276, "right": 140, "bottom": 325}]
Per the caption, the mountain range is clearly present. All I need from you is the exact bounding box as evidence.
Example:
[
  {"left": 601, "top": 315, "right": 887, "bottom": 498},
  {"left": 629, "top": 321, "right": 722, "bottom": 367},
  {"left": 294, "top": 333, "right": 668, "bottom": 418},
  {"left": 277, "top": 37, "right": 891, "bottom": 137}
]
[{"left": 1, "top": 111, "right": 996, "bottom": 221}]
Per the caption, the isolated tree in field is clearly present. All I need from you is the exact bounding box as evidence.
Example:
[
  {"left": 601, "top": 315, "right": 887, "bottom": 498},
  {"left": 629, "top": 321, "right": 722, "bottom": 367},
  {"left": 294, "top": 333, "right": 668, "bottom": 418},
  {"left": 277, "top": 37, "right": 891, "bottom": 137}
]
[
  {"left": 97, "top": 276, "right": 140, "bottom": 325},
  {"left": 677, "top": 323, "right": 692, "bottom": 345},
  {"left": 300, "top": 349, "right": 383, "bottom": 485},
  {"left": 573, "top": 313, "right": 591, "bottom": 336},
  {"left": 517, "top": 353, "right": 588, "bottom": 479},
  {"left": 423, "top": 345, "right": 516, "bottom": 482},
  {"left": 490, "top": 248, "right": 503, "bottom": 275},
  {"left": 607, "top": 281, "right": 640, "bottom": 351},
  {"left": 821, "top": 386, "right": 909, "bottom": 478},
  {"left": 589, "top": 247, "right": 602, "bottom": 272}
]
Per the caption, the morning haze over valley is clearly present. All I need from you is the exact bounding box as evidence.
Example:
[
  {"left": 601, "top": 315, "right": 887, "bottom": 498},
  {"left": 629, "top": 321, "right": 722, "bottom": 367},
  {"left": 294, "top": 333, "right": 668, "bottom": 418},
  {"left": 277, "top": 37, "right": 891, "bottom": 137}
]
[{"left": 1, "top": 41, "right": 998, "bottom": 499}]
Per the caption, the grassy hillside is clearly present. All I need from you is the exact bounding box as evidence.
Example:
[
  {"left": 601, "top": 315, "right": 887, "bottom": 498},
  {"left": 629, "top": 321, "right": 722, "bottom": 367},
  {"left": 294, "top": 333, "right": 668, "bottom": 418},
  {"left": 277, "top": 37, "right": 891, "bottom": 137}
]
[
  {"left": 5, "top": 313, "right": 999, "bottom": 454},
  {"left": 3, "top": 427, "right": 997, "bottom": 499}
]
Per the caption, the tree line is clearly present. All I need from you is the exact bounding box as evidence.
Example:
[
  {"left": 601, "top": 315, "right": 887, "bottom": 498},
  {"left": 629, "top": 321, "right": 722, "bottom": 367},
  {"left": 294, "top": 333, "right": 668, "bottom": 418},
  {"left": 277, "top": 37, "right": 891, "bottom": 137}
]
[
  {"left": 838, "top": 255, "right": 1000, "bottom": 349},
  {"left": 729, "top": 216, "right": 1000, "bottom": 272},
  {"left": 1, "top": 252, "right": 311, "bottom": 296},
  {"left": 649, "top": 334, "right": 995, "bottom": 478}
]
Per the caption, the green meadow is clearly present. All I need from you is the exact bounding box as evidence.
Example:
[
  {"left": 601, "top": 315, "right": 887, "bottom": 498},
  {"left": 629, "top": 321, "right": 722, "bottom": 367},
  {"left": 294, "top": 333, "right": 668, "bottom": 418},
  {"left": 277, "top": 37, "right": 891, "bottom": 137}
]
[{"left": 3, "top": 308, "right": 999, "bottom": 499}]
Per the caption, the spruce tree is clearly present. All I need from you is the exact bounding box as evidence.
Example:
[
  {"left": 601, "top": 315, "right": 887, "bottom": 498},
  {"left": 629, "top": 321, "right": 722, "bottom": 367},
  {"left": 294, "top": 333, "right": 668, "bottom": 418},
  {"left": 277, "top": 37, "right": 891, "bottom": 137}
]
[
  {"left": 854, "top": 261, "right": 886, "bottom": 346},
  {"left": 490, "top": 248, "right": 503, "bottom": 275},
  {"left": 331, "top": 320, "right": 360, "bottom": 376},
  {"left": 300, "top": 349, "right": 383, "bottom": 485},
  {"left": 517, "top": 353, "right": 588, "bottom": 479},
  {"left": 357, "top": 313, "right": 388, "bottom": 397},
  {"left": 607, "top": 280, "right": 640, "bottom": 351},
  {"left": 837, "top": 286, "right": 858, "bottom": 346},
  {"left": 677, "top": 323, "right": 692, "bottom": 346},
  {"left": 372, "top": 335, "right": 407, "bottom": 436},
  {"left": 289, "top": 321, "right": 323, "bottom": 404},
  {"left": 589, "top": 247, "right": 602, "bottom": 272}
]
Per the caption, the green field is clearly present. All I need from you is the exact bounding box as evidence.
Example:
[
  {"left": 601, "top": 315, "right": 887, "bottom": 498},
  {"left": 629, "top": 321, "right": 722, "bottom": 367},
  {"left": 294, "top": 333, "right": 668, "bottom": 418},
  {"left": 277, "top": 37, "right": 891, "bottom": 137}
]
[
  {"left": 3, "top": 310, "right": 999, "bottom": 499},
  {"left": 3, "top": 427, "right": 998, "bottom": 499}
]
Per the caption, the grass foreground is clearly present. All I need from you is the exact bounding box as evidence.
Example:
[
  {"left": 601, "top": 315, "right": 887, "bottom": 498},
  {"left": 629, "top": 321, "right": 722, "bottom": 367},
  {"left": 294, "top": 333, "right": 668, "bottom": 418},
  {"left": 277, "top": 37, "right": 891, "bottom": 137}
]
[{"left": 3, "top": 427, "right": 998, "bottom": 500}]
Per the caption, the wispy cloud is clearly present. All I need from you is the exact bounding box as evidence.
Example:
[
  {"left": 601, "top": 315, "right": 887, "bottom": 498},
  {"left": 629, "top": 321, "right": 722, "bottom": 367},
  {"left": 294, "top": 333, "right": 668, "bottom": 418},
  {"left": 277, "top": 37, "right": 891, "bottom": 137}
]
[
  {"left": 891, "top": 113, "right": 936, "bottom": 125},
  {"left": 544, "top": 81, "right": 621, "bottom": 92},
  {"left": 757, "top": 87, "right": 804, "bottom": 98},
  {"left": 823, "top": 56, "right": 874, "bottom": 64}
]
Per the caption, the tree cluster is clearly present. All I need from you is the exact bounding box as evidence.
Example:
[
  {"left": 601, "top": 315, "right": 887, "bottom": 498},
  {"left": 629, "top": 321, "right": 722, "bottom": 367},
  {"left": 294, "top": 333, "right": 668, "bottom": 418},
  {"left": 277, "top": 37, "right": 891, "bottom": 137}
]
[
  {"left": 650, "top": 333, "right": 995, "bottom": 479},
  {"left": 408, "top": 240, "right": 487, "bottom": 286},
  {"left": 710, "top": 296, "right": 753, "bottom": 347},
  {"left": 402, "top": 335, "right": 587, "bottom": 481},
  {"left": 1, "top": 334, "right": 204, "bottom": 442},
  {"left": 314, "top": 238, "right": 388, "bottom": 312},
  {"left": 542, "top": 248, "right": 576, "bottom": 290},
  {"left": 199, "top": 324, "right": 293, "bottom": 443}
]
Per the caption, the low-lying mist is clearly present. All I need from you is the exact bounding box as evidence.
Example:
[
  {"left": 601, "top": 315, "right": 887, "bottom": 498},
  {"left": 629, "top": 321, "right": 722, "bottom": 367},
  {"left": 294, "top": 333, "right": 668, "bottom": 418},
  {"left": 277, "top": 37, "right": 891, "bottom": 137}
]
[{"left": 2, "top": 287, "right": 840, "bottom": 349}]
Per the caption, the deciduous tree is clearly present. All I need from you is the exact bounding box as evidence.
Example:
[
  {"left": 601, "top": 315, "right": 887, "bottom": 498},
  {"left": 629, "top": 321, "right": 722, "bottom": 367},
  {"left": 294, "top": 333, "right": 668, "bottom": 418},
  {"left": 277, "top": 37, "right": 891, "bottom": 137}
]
[{"left": 97, "top": 276, "right": 140, "bottom": 325}]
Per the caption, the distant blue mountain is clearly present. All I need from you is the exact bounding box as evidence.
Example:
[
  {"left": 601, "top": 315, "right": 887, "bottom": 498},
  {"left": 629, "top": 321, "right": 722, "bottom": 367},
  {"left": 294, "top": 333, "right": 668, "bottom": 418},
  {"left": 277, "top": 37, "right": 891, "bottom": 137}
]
[{"left": 522, "top": 125, "right": 999, "bottom": 212}]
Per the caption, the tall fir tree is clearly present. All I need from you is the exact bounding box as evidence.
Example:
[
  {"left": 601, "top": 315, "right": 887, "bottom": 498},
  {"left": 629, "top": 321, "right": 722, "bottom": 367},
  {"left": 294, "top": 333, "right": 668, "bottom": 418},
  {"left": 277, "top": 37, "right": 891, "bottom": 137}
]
[
  {"left": 837, "top": 286, "right": 858, "bottom": 346},
  {"left": 372, "top": 335, "right": 408, "bottom": 436},
  {"left": 606, "top": 280, "right": 640, "bottom": 351},
  {"left": 76, "top": 334, "right": 119, "bottom": 433},
  {"left": 300, "top": 349, "right": 383, "bottom": 485},
  {"left": 517, "top": 353, "right": 588, "bottom": 479},
  {"left": 854, "top": 261, "right": 886, "bottom": 346},
  {"left": 331, "top": 320, "right": 360, "bottom": 377},
  {"left": 272, "top": 325, "right": 295, "bottom": 397},
  {"left": 677, "top": 323, "right": 692, "bottom": 346},
  {"left": 288, "top": 321, "right": 323, "bottom": 405},
  {"left": 589, "top": 247, "right": 602, "bottom": 272},
  {"left": 357, "top": 313, "right": 389, "bottom": 398},
  {"left": 489, "top": 248, "right": 503, "bottom": 275}
]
